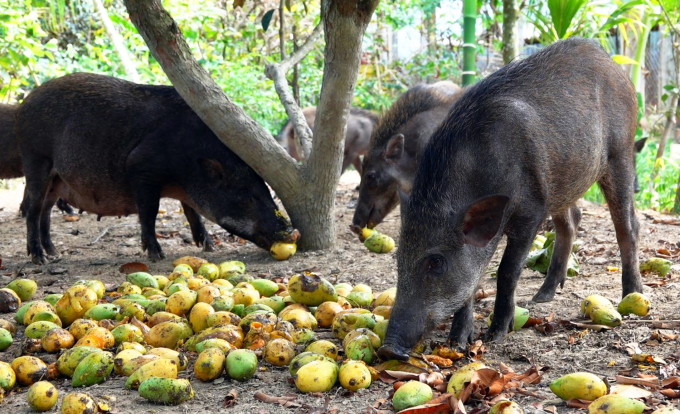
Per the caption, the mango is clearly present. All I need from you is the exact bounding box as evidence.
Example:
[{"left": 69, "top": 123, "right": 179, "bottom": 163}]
[
  {"left": 233, "top": 288, "right": 260, "bottom": 307},
  {"left": 196, "top": 285, "right": 221, "bottom": 304},
  {"left": 218, "top": 260, "right": 246, "bottom": 278},
  {"left": 251, "top": 279, "right": 279, "bottom": 297},
  {"left": 11, "top": 356, "right": 48, "bottom": 386},
  {"left": 56, "top": 346, "right": 102, "bottom": 377},
  {"left": 42, "top": 328, "right": 75, "bottom": 353},
  {"left": 195, "top": 338, "right": 232, "bottom": 354},
  {"left": 56, "top": 286, "right": 98, "bottom": 326},
  {"left": 373, "top": 319, "right": 389, "bottom": 343},
  {"left": 165, "top": 290, "right": 198, "bottom": 316},
  {"left": 227, "top": 273, "right": 253, "bottom": 286},
  {"left": 549, "top": 372, "right": 607, "bottom": 401},
  {"left": 490, "top": 400, "right": 524, "bottom": 414},
  {"left": 255, "top": 296, "right": 286, "bottom": 314},
  {"left": 292, "top": 328, "right": 318, "bottom": 345},
  {"left": 6, "top": 278, "right": 37, "bottom": 302},
  {"left": 75, "top": 326, "right": 115, "bottom": 349},
  {"left": 68, "top": 319, "right": 99, "bottom": 341},
  {"left": 0, "top": 319, "right": 16, "bottom": 335},
  {"left": 359, "top": 227, "right": 377, "bottom": 242},
  {"left": 617, "top": 292, "right": 651, "bottom": 316},
  {"left": 294, "top": 359, "right": 338, "bottom": 393},
  {"left": 581, "top": 294, "right": 616, "bottom": 317},
  {"left": 22, "top": 301, "right": 55, "bottom": 325},
  {"left": 188, "top": 324, "right": 244, "bottom": 350},
  {"left": 111, "top": 324, "right": 144, "bottom": 345},
  {"left": 125, "top": 358, "right": 178, "bottom": 389},
  {"left": 147, "top": 311, "right": 182, "bottom": 327},
  {"left": 305, "top": 340, "right": 339, "bottom": 359},
  {"left": 487, "top": 305, "right": 530, "bottom": 331},
  {"left": 289, "top": 352, "right": 336, "bottom": 376},
  {"left": 72, "top": 351, "right": 114, "bottom": 387},
  {"left": 32, "top": 311, "right": 62, "bottom": 326},
  {"left": 117, "top": 341, "right": 146, "bottom": 354},
  {"left": 189, "top": 302, "right": 215, "bottom": 332},
  {"left": 447, "top": 362, "right": 487, "bottom": 397},
  {"left": 113, "top": 349, "right": 144, "bottom": 375},
  {"left": 173, "top": 256, "right": 205, "bottom": 273},
  {"left": 339, "top": 360, "right": 371, "bottom": 391},
  {"left": 590, "top": 306, "right": 622, "bottom": 327},
  {"left": 211, "top": 296, "right": 235, "bottom": 312},
  {"left": 61, "top": 392, "right": 96, "bottom": 414},
  {"left": 118, "top": 355, "right": 161, "bottom": 377},
  {"left": 315, "top": 301, "right": 343, "bottom": 327},
  {"left": 332, "top": 312, "right": 377, "bottom": 339},
  {"left": 43, "top": 294, "right": 62, "bottom": 307},
  {"left": 373, "top": 305, "right": 392, "bottom": 319},
  {"left": 588, "top": 394, "right": 645, "bottom": 414},
  {"left": 25, "top": 320, "right": 60, "bottom": 339},
  {"left": 226, "top": 349, "right": 258, "bottom": 381},
  {"left": 146, "top": 348, "right": 189, "bottom": 371},
  {"left": 640, "top": 257, "right": 672, "bottom": 277},
  {"left": 393, "top": 380, "right": 433, "bottom": 411},
  {"left": 197, "top": 263, "right": 220, "bottom": 281},
  {"left": 118, "top": 282, "right": 143, "bottom": 296},
  {"left": 364, "top": 233, "right": 395, "bottom": 253},
  {"left": 347, "top": 291, "right": 373, "bottom": 307},
  {"left": 281, "top": 308, "right": 317, "bottom": 330},
  {"left": 0, "top": 288, "right": 20, "bottom": 313},
  {"left": 27, "top": 380, "right": 58, "bottom": 411},
  {"left": 206, "top": 311, "right": 241, "bottom": 327},
  {"left": 263, "top": 338, "right": 296, "bottom": 366},
  {"left": 194, "top": 347, "right": 225, "bottom": 381},
  {"left": 270, "top": 242, "right": 297, "bottom": 260},
  {"left": 73, "top": 280, "right": 105, "bottom": 299},
  {"left": 0, "top": 328, "right": 11, "bottom": 351},
  {"left": 0, "top": 361, "right": 16, "bottom": 391},
  {"left": 352, "top": 283, "right": 372, "bottom": 294},
  {"left": 375, "top": 287, "right": 397, "bottom": 306},
  {"left": 345, "top": 335, "right": 376, "bottom": 364},
  {"left": 145, "top": 321, "right": 192, "bottom": 349},
  {"left": 288, "top": 273, "right": 338, "bottom": 306},
  {"left": 138, "top": 377, "right": 194, "bottom": 405},
  {"left": 83, "top": 303, "right": 120, "bottom": 321},
  {"left": 154, "top": 275, "right": 170, "bottom": 290},
  {"left": 651, "top": 407, "right": 680, "bottom": 414},
  {"left": 343, "top": 328, "right": 381, "bottom": 350}
]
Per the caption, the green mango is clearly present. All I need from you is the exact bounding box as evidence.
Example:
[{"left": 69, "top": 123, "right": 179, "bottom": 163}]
[
  {"left": 72, "top": 351, "right": 114, "bottom": 387},
  {"left": 250, "top": 279, "right": 279, "bottom": 297},
  {"left": 138, "top": 377, "right": 194, "bottom": 405},
  {"left": 83, "top": 304, "right": 120, "bottom": 321}
]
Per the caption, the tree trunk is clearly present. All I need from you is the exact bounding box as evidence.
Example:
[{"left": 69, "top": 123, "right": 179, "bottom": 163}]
[
  {"left": 462, "top": 0, "right": 477, "bottom": 86},
  {"left": 93, "top": 0, "right": 140, "bottom": 83},
  {"left": 501, "top": 0, "right": 518, "bottom": 64},
  {"left": 124, "top": 0, "right": 378, "bottom": 250}
]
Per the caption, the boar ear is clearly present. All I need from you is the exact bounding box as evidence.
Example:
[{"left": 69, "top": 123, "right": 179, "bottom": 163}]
[
  {"left": 459, "top": 195, "right": 510, "bottom": 248},
  {"left": 385, "top": 134, "right": 405, "bottom": 163},
  {"left": 199, "top": 158, "right": 225, "bottom": 182},
  {"left": 634, "top": 138, "right": 647, "bottom": 153}
]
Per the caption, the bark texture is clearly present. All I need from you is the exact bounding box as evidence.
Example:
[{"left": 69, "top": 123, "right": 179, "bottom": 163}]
[
  {"left": 501, "top": 0, "right": 518, "bottom": 64},
  {"left": 124, "top": 0, "right": 378, "bottom": 250}
]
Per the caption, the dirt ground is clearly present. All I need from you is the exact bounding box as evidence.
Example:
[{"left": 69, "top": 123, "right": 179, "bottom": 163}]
[{"left": 0, "top": 171, "right": 679, "bottom": 413}]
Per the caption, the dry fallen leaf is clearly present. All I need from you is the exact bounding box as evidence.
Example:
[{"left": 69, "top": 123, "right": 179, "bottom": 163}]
[
  {"left": 609, "top": 384, "right": 652, "bottom": 399},
  {"left": 119, "top": 261, "right": 149, "bottom": 274},
  {"left": 222, "top": 389, "right": 238, "bottom": 408},
  {"left": 424, "top": 355, "right": 453, "bottom": 368}
]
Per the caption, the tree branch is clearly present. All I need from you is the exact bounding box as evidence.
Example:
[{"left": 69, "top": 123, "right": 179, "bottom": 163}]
[
  {"left": 93, "top": 0, "right": 140, "bottom": 83},
  {"left": 123, "top": 0, "right": 301, "bottom": 194},
  {"left": 265, "top": 23, "right": 324, "bottom": 160}
]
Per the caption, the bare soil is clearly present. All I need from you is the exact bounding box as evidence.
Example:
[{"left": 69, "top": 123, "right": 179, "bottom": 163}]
[{"left": 1, "top": 171, "right": 679, "bottom": 413}]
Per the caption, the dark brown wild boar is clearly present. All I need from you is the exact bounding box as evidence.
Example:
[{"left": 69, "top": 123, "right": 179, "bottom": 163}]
[
  {"left": 17, "top": 73, "right": 298, "bottom": 264},
  {"left": 378, "top": 39, "right": 642, "bottom": 361},
  {"left": 351, "top": 81, "right": 462, "bottom": 233},
  {"left": 278, "top": 106, "right": 379, "bottom": 173}
]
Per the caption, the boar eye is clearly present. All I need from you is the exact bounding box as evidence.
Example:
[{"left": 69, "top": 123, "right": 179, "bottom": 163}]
[
  {"left": 424, "top": 254, "right": 447, "bottom": 275},
  {"left": 364, "top": 172, "right": 378, "bottom": 188}
]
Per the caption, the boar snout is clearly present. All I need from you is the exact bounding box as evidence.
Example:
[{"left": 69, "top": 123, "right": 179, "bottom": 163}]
[{"left": 377, "top": 343, "right": 410, "bottom": 361}]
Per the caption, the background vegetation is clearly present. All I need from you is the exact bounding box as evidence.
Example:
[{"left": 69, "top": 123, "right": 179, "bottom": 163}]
[{"left": 2, "top": 0, "right": 680, "bottom": 213}]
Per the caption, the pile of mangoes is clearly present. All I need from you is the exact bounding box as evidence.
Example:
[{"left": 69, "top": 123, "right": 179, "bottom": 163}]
[
  {"left": 581, "top": 292, "right": 651, "bottom": 327},
  {"left": 0, "top": 258, "right": 401, "bottom": 411},
  {"left": 358, "top": 227, "right": 395, "bottom": 254}
]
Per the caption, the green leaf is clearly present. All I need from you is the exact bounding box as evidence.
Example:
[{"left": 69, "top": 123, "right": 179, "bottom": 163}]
[
  {"left": 261, "top": 9, "right": 275, "bottom": 31},
  {"left": 611, "top": 54, "right": 639, "bottom": 65},
  {"left": 547, "top": 0, "right": 587, "bottom": 39}
]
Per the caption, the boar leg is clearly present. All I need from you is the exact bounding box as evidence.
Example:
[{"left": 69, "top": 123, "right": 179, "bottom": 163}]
[
  {"left": 39, "top": 187, "right": 60, "bottom": 259},
  {"left": 181, "top": 202, "right": 215, "bottom": 252},
  {"left": 447, "top": 297, "right": 475, "bottom": 350},
  {"left": 134, "top": 186, "right": 166, "bottom": 261},
  {"left": 23, "top": 157, "right": 53, "bottom": 264},
  {"left": 485, "top": 219, "right": 543, "bottom": 342},
  {"left": 598, "top": 165, "right": 642, "bottom": 297},
  {"left": 56, "top": 199, "right": 75, "bottom": 215},
  {"left": 532, "top": 205, "right": 581, "bottom": 302},
  {"left": 341, "top": 153, "right": 353, "bottom": 174},
  {"left": 352, "top": 156, "right": 362, "bottom": 175}
]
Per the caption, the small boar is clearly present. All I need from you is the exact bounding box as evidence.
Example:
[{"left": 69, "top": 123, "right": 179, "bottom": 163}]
[
  {"left": 351, "top": 81, "right": 462, "bottom": 233},
  {"left": 279, "top": 106, "right": 379, "bottom": 173},
  {"left": 17, "top": 73, "right": 297, "bottom": 264},
  {"left": 378, "top": 39, "right": 642, "bottom": 361}
]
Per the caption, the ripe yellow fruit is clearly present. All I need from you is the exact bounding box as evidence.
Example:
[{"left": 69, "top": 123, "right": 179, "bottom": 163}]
[
  {"left": 61, "top": 392, "right": 96, "bottom": 414},
  {"left": 264, "top": 339, "right": 296, "bottom": 367},
  {"left": 270, "top": 243, "right": 297, "bottom": 260},
  {"left": 617, "top": 292, "right": 651, "bottom": 317},
  {"left": 490, "top": 400, "right": 524, "bottom": 414},
  {"left": 446, "top": 362, "right": 487, "bottom": 397},
  {"left": 294, "top": 360, "right": 338, "bottom": 393},
  {"left": 339, "top": 360, "right": 371, "bottom": 391},
  {"left": 588, "top": 394, "right": 645, "bottom": 414},
  {"left": 11, "top": 356, "right": 48, "bottom": 386},
  {"left": 549, "top": 372, "right": 607, "bottom": 401},
  {"left": 581, "top": 294, "right": 615, "bottom": 317},
  {"left": 393, "top": 380, "right": 433, "bottom": 411},
  {"left": 194, "top": 348, "right": 225, "bottom": 382}
]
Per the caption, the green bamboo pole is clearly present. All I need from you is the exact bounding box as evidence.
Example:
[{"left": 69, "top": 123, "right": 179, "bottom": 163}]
[
  {"left": 631, "top": 11, "right": 654, "bottom": 106},
  {"left": 462, "top": 0, "right": 477, "bottom": 86}
]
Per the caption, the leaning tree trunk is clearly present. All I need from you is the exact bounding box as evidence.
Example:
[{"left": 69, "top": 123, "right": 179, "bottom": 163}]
[
  {"left": 501, "top": 0, "right": 518, "bottom": 64},
  {"left": 124, "top": 0, "right": 378, "bottom": 250}
]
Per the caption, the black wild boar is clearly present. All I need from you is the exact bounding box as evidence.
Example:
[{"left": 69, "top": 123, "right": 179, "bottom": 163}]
[
  {"left": 17, "top": 73, "right": 298, "bottom": 264},
  {"left": 278, "top": 106, "right": 379, "bottom": 173},
  {"left": 1, "top": 104, "right": 75, "bottom": 215},
  {"left": 351, "top": 81, "right": 462, "bottom": 233},
  {"left": 378, "top": 39, "right": 642, "bottom": 361}
]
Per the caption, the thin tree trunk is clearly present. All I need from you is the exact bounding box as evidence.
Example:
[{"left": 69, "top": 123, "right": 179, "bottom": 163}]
[
  {"left": 93, "top": 0, "right": 140, "bottom": 83},
  {"left": 292, "top": 23, "right": 300, "bottom": 105},
  {"left": 502, "top": 0, "right": 518, "bottom": 64},
  {"left": 124, "top": 0, "right": 377, "bottom": 250},
  {"left": 279, "top": 0, "right": 286, "bottom": 60}
]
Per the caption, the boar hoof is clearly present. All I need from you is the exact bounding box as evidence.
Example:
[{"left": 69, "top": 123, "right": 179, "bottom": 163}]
[
  {"left": 483, "top": 326, "right": 510, "bottom": 343},
  {"left": 147, "top": 251, "right": 167, "bottom": 262},
  {"left": 376, "top": 345, "right": 410, "bottom": 362},
  {"left": 531, "top": 288, "right": 556, "bottom": 303},
  {"left": 31, "top": 253, "right": 48, "bottom": 265},
  {"left": 202, "top": 238, "right": 215, "bottom": 252}
]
